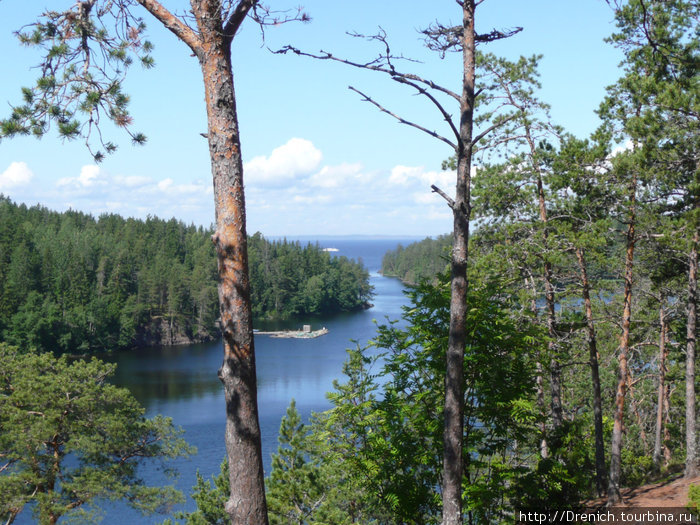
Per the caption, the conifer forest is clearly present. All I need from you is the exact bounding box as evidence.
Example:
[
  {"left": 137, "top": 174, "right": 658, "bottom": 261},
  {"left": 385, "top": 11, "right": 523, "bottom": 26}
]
[{"left": 0, "top": 0, "right": 699, "bottom": 524}]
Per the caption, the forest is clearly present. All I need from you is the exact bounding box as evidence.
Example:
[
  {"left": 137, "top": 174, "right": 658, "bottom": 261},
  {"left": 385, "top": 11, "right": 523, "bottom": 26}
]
[
  {"left": 0, "top": 197, "right": 371, "bottom": 354},
  {"left": 381, "top": 235, "right": 452, "bottom": 284},
  {"left": 0, "top": 0, "right": 698, "bottom": 523}
]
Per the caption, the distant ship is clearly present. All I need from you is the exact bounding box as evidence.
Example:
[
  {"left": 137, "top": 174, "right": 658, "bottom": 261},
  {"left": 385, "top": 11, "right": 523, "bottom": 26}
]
[{"left": 322, "top": 247, "right": 339, "bottom": 252}]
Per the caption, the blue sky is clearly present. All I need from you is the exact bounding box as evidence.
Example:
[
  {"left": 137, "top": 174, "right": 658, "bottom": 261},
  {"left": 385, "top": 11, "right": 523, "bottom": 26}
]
[{"left": 0, "top": 1, "right": 623, "bottom": 236}]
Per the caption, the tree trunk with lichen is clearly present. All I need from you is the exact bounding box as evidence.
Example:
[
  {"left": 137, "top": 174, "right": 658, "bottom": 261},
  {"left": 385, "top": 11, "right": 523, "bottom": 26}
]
[
  {"left": 653, "top": 303, "right": 669, "bottom": 469},
  {"left": 576, "top": 246, "right": 605, "bottom": 497},
  {"left": 608, "top": 174, "right": 637, "bottom": 506},
  {"left": 442, "top": 3, "right": 475, "bottom": 525},
  {"left": 192, "top": 2, "right": 268, "bottom": 523},
  {"left": 686, "top": 228, "right": 698, "bottom": 479}
]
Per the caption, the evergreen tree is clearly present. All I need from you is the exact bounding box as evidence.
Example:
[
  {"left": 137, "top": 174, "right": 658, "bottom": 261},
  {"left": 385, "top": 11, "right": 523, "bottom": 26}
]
[{"left": 0, "top": 344, "right": 194, "bottom": 524}]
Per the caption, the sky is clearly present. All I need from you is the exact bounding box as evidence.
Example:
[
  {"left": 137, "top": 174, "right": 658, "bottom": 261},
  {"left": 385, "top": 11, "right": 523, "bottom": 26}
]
[{"left": 0, "top": 1, "right": 624, "bottom": 236}]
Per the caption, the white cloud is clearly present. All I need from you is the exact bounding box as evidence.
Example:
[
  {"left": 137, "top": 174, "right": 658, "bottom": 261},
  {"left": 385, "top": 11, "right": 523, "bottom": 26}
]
[
  {"left": 292, "top": 194, "right": 332, "bottom": 204},
  {"left": 414, "top": 191, "right": 440, "bottom": 205},
  {"left": 388, "top": 165, "right": 421, "bottom": 186},
  {"left": 57, "top": 164, "right": 107, "bottom": 188},
  {"left": 244, "top": 138, "right": 322, "bottom": 187},
  {"left": 114, "top": 174, "right": 152, "bottom": 187},
  {"left": 308, "top": 163, "right": 363, "bottom": 188},
  {"left": 157, "top": 178, "right": 174, "bottom": 191},
  {"left": 388, "top": 165, "right": 456, "bottom": 189},
  {"left": 5, "top": 141, "right": 455, "bottom": 235},
  {"left": 0, "top": 161, "right": 34, "bottom": 190}
]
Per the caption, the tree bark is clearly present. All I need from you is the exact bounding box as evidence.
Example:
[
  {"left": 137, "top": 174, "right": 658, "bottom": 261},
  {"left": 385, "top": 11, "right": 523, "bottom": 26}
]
[
  {"left": 664, "top": 382, "right": 673, "bottom": 465},
  {"left": 192, "top": 1, "right": 268, "bottom": 522},
  {"left": 527, "top": 134, "right": 563, "bottom": 432},
  {"left": 608, "top": 174, "right": 637, "bottom": 505},
  {"left": 686, "top": 228, "right": 698, "bottom": 478},
  {"left": 576, "top": 246, "right": 606, "bottom": 496},
  {"left": 442, "top": 2, "right": 475, "bottom": 524},
  {"left": 653, "top": 303, "right": 669, "bottom": 469}
]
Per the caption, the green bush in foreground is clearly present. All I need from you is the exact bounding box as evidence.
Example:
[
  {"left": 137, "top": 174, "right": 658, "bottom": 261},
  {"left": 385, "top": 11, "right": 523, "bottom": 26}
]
[{"left": 0, "top": 344, "right": 194, "bottom": 524}]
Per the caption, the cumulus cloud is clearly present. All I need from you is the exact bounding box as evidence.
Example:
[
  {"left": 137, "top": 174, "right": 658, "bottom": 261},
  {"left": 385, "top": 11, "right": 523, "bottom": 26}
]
[
  {"left": 23, "top": 164, "right": 215, "bottom": 224},
  {"left": 611, "top": 139, "right": 634, "bottom": 157},
  {"left": 308, "top": 163, "right": 364, "bottom": 188},
  {"left": 388, "top": 164, "right": 456, "bottom": 189},
  {"left": 57, "top": 165, "right": 107, "bottom": 188},
  {"left": 242, "top": 142, "right": 458, "bottom": 234},
  {"left": 244, "top": 138, "right": 322, "bottom": 187},
  {"left": 5, "top": 140, "right": 454, "bottom": 235},
  {"left": 114, "top": 174, "right": 152, "bottom": 188},
  {"left": 292, "top": 194, "right": 332, "bottom": 204},
  {"left": 0, "top": 162, "right": 34, "bottom": 190}
]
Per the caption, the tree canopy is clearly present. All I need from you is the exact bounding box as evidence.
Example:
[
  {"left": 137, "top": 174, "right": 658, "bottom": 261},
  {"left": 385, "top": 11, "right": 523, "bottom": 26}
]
[
  {"left": 0, "top": 197, "right": 372, "bottom": 354},
  {"left": 0, "top": 343, "right": 194, "bottom": 524}
]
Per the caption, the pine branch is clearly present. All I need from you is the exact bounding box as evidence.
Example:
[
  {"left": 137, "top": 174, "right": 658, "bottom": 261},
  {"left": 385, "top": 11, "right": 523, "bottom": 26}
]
[{"left": 136, "top": 0, "right": 201, "bottom": 53}]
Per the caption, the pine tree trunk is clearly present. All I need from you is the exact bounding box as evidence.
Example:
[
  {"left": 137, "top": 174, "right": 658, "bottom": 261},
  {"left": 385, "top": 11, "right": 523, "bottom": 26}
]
[
  {"left": 627, "top": 370, "right": 649, "bottom": 452},
  {"left": 530, "top": 139, "right": 562, "bottom": 431},
  {"left": 442, "top": 3, "right": 475, "bottom": 524},
  {"left": 654, "top": 303, "right": 669, "bottom": 468},
  {"left": 608, "top": 175, "right": 637, "bottom": 505},
  {"left": 686, "top": 228, "right": 698, "bottom": 478},
  {"left": 194, "top": 2, "right": 268, "bottom": 522},
  {"left": 664, "top": 382, "right": 673, "bottom": 465},
  {"left": 576, "top": 246, "right": 606, "bottom": 496}
]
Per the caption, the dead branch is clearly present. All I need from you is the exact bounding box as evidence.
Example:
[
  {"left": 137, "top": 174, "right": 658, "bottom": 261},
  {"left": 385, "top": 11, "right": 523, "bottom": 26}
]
[
  {"left": 275, "top": 44, "right": 460, "bottom": 101},
  {"left": 431, "top": 184, "right": 456, "bottom": 209},
  {"left": 422, "top": 21, "right": 522, "bottom": 57},
  {"left": 349, "top": 86, "right": 457, "bottom": 149}
]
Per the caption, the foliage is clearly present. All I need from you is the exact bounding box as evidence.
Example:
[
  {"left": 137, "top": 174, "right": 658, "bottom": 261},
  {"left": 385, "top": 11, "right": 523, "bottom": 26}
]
[
  {"left": 248, "top": 233, "right": 373, "bottom": 320},
  {"left": 688, "top": 483, "right": 700, "bottom": 514},
  {"left": 0, "top": 2, "right": 153, "bottom": 161},
  {"left": 0, "top": 343, "right": 194, "bottom": 524},
  {"left": 164, "top": 461, "right": 230, "bottom": 525},
  {"left": 266, "top": 400, "right": 326, "bottom": 524},
  {"left": 263, "top": 272, "right": 542, "bottom": 523},
  {"left": 380, "top": 235, "right": 452, "bottom": 284},
  {"left": 0, "top": 197, "right": 372, "bottom": 353}
]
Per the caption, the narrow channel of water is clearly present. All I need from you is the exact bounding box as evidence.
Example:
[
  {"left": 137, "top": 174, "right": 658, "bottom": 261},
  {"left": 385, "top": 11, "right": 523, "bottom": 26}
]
[{"left": 80, "top": 238, "right": 414, "bottom": 523}]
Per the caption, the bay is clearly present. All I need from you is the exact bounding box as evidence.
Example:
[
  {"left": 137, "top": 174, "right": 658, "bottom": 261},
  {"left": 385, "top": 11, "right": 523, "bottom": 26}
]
[{"left": 46, "top": 237, "right": 415, "bottom": 523}]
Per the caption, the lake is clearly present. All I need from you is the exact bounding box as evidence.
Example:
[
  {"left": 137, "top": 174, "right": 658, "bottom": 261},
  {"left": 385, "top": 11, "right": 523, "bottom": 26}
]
[{"left": 65, "top": 238, "right": 415, "bottom": 523}]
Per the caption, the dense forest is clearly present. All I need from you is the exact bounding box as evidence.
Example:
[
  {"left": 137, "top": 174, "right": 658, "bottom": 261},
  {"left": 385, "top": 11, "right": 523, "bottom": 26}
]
[
  {"left": 0, "top": 0, "right": 698, "bottom": 522},
  {"left": 381, "top": 234, "right": 452, "bottom": 284},
  {"left": 0, "top": 197, "right": 371, "bottom": 354},
  {"left": 248, "top": 232, "right": 372, "bottom": 319},
  {"left": 183, "top": 0, "right": 700, "bottom": 520}
]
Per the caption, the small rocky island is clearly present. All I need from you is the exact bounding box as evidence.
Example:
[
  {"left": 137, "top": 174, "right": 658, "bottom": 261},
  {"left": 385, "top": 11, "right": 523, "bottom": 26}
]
[{"left": 254, "top": 325, "right": 329, "bottom": 339}]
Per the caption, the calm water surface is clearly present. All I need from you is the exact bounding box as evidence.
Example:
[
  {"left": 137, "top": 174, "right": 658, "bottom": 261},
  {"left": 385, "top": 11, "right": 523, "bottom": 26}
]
[{"left": 79, "top": 238, "right": 414, "bottom": 523}]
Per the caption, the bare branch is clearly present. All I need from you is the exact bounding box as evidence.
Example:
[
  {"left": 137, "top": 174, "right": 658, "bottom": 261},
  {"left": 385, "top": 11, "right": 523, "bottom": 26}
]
[
  {"left": 275, "top": 44, "right": 460, "bottom": 101},
  {"left": 477, "top": 27, "right": 523, "bottom": 43},
  {"left": 349, "top": 86, "right": 457, "bottom": 149},
  {"left": 431, "top": 184, "right": 456, "bottom": 209},
  {"left": 222, "top": 0, "right": 257, "bottom": 40},
  {"left": 388, "top": 75, "right": 460, "bottom": 142}
]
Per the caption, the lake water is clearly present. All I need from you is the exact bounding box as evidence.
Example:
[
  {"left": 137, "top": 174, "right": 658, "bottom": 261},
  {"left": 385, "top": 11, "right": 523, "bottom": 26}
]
[{"left": 47, "top": 238, "right": 415, "bottom": 524}]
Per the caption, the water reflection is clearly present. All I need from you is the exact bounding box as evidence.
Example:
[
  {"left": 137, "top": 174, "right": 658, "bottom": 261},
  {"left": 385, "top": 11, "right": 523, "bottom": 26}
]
[{"left": 15, "top": 238, "right": 413, "bottom": 524}]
